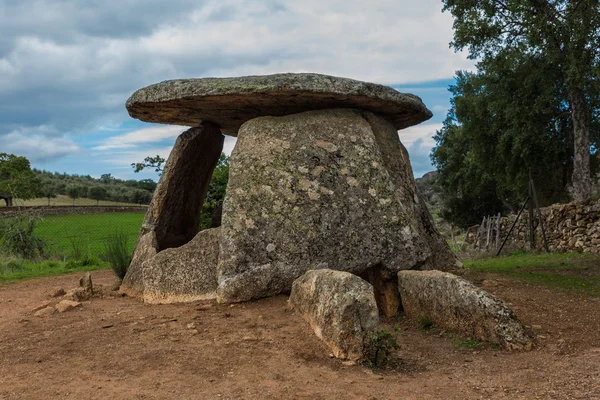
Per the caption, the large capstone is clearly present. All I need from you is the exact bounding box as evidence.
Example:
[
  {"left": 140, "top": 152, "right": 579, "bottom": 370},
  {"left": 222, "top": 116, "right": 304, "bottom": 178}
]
[
  {"left": 141, "top": 228, "right": 220, "bottom": 304},
  {"left": 289, "top": 269, "right": 379, "bottom": 361},
  {"left": 217, "top": 108, "right": 458, "bottom": 303},
  {"left": 397, "top": 270, "right": 533, "bottom": 350},
  {"left": 121, "top": 123, "right": 224, "bottom": 297},
  {"left": 126, "top": 73, "right": 432, "bottom": 135}
]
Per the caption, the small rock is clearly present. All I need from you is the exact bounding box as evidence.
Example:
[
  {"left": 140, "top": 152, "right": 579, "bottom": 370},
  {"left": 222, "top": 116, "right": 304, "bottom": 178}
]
[
  {"left": 111, "top": 283, "right": 121, "bottom": 292},
  {"left": 79, "top": 272, "right": 93, "bottom": 294},
  {"left": 532, "top": 325, "right": 543, "bottom": 330},
  {"left": 63, "top": 287, "right": 90, "bottom": 302},
  {"left": 31, "top": 301, "right": 53, "bottom": 313},
  {"left": 55, "top": 300, "right": 81, "bottom": 313},
  {"left": 190, "top": 329, "right": 200, "bottom": 335},
  {"left": 34, "top": 306, "right": 55, "bottom": 317},
  {"left": 102, "top": 324, "right": 114, "bottom": 329},
  {"left": 49, "top": 288, "right": 66, "bottom": 298},
  {"left": 186, "top": 323, "right": 196, "bottom": 329}
]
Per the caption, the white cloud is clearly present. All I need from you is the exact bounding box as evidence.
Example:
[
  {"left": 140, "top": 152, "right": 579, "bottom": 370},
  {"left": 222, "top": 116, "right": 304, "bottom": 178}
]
[
  {"left": 399, "top": 123, "right": 442, "bottom": 149},
  {"left": 93, "top": 125, "right": 185, "bottom": 150},
  {"left": 2, "top": 130, "right": 80, "bottom": 162},
  {"left": 0, "top": 0, "right": 471, "bottom": 173}
]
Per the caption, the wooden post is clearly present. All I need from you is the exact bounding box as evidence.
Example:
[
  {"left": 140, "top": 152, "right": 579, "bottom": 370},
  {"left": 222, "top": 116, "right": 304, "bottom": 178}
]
[
  {"left": 496, "top": 212, "right": 501, "bottom": 249},
  {"left": 528, "top": 168, "right": 536, "bottom": 249},
  {"left": 497, "top": 196, "right": 529, "bottom": 257},
  {"left": 474, "top": 216, "right": 486, "bottom": 249},
  {"left": 530, "top": 178, "right": 550, "bottom": 253},
  {"left": 486, "top": 215, "right": 493, "bottom": 249}
]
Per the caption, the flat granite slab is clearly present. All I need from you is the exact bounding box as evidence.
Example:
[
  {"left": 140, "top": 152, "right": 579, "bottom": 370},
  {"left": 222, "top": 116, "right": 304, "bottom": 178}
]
[{"left": 126, "top": 73, "right": 432, "bottom": 135}]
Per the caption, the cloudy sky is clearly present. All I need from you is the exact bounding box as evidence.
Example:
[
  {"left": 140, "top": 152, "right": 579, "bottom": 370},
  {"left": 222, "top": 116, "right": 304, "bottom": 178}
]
[{"left": 0, "top": 0, "right": 474, "bottom": 181}]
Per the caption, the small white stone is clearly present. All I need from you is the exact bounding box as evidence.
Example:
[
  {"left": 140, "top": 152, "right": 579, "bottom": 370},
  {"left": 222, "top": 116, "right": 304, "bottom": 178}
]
[{"left": 266, "top": 243, "right": 276, "bottom": 252}]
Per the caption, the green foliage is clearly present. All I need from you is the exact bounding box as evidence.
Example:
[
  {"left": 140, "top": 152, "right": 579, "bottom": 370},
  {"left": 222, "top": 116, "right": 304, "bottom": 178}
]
[
  {"left": 88, "top": 186, "right": 107, "bottom": 205},
  {"left": 0, "top": 153, "right": 42, "bottom": 206},
  {"left": 30, "top": 169, "right": 155, "bottom": 205},
  {"left": 431, "top": 57, "right": 586, "bottom": 227},
  {"left": 102, "top": 230, "right": 131, "bottom": 279},
  {"left": 439, "top": 0, "right": 600, "bottom": 204},
  {"left": 0, "top": 215, "right": 45, "bottom": 259},
  {"left": 362, "top": 328, "right": 400, "bottom": 367},
  {"left": 199, "top": 153, "right": 230, "bottom": 230},
  {"left": 131, "top": 155, "right": 166, "bottom": 174}
]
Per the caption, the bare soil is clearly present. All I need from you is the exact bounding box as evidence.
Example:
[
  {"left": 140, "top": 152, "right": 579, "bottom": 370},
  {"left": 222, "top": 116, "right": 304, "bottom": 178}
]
[{"left": 1, "top": 270, "right": 599, "bottom": 400}]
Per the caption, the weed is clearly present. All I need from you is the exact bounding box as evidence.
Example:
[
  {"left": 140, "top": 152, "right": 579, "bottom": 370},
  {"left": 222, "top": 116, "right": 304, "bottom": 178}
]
[
  {"left": 0, "top": 258, "right": 24, "bottom": 274},
  {"left": 0, "top": 215, "right": 45, "bottom": 258},
  {"left": 457, "top": 338, "right": 481, "bottom": 349},
  {"left": 363, "top": 328, "right": 400, "bottom": 367},
  {"left": 418, "top": 316, "right": 435, "bottom": 330},
  {"left": 103, "top": 229, "right": 131, "bottom": 279}
]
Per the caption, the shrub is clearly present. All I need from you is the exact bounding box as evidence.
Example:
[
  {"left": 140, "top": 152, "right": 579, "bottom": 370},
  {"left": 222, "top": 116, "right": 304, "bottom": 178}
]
[
  {"left": 363, "top": 328, "right": 400, "bottom": 367},
  {"left": 103, "top": 230, "right": 131, "bottom": 279},
  {"left": 0, "top": 257, "right": 25, "bottom": 274},
  {"left": 0, "top": 215, "right": 45, "bottom": 259}
]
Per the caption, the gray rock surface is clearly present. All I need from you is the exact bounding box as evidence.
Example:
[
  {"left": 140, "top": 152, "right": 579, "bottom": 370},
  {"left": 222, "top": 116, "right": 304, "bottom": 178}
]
[
  {"left": 289, "top": 269, "right": 378, "bottom": 361},
  {"left": 126, "top": 73, "right": 432, "bottom": 135},
  {"left": 397, "top": 270, "right": 532, "bottom": 350},
  {"left": 217, "top": 108, "right": 457, "bottom": 303},
  {"left": 142, "top": 228, "right": 220, "bottom": 304},
  {"left": 121, "top": 123, "right": 224, "bottom": 298}
]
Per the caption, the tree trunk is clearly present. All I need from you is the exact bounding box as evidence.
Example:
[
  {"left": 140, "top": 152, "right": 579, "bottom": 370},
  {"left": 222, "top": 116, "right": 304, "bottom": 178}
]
[{"left": 570, "top": 87, "right": 592, "bottom": 202}]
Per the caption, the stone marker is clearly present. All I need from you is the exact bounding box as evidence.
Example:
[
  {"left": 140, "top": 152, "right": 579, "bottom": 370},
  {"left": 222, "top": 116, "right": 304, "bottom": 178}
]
[
  {"left": 122, "top": 73, "right": 459, "bottom": 306},
  {"left": 397, "top": 270, "right": 532, "bottom": 350},
  {"left": 141, "top": 228, "right": 220, "bottom": 304},
  {"left": 289, "top": 269, "right": 379, "bottom": 361},
  {"left": 79, "top": 272, "right": 93, "bottom": 294}
]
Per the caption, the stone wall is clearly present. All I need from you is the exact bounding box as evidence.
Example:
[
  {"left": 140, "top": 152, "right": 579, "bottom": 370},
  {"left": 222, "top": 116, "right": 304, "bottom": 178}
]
[
  {"left": 469, "top": 201, "right": 600, "bottom": 253},
  {"left": 0, "top": 205, "right": 147, "bottom": 217}
]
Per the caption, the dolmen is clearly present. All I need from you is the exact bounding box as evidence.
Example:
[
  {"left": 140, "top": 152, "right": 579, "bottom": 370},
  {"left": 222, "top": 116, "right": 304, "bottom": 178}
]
[{"left": 120, "top": 73, "right": 461, "bottom": 312}]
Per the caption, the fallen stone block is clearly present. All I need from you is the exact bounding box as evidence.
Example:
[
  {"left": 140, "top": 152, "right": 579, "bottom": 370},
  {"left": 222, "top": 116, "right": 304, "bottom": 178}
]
[
  {"left": 289, "top": 269, "right": 379, "bottom": 361},
  {"left": 397, "top": 270, "right": 532, "bottom": 350}
]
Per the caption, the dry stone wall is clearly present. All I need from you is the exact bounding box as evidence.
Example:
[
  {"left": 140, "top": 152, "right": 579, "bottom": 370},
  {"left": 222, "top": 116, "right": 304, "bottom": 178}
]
[{"left": 473, "top": 201, "right": 600, "bottom": 253}]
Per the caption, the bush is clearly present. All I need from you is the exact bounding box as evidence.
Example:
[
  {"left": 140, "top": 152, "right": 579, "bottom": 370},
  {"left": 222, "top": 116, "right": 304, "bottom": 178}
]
[
  {"left": 0, "top": 215, "right": 45, "bottom": 259},
  {"left": 103, "top": 230, "right": 131, "bottom": 279},
  {"left": 0, "top": 257, "right": 25, "bottom": 274}
]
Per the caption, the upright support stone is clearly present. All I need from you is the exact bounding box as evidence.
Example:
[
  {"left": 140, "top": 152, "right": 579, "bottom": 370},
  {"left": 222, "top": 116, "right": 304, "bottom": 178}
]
[
  {"left": 217, "top": 108, "right": 454, "bottom": 303},
  {"left": 362, "top": 111, "right": 460, "bottom": 272},
  {"left": 120, "top": 123, "right": 224, "bottom": 297}
]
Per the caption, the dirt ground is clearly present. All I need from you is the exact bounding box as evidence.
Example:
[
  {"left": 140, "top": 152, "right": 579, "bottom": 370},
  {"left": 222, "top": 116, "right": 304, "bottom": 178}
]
[{"left": 0, "top": 270, "right": 599, "bottom": 400}]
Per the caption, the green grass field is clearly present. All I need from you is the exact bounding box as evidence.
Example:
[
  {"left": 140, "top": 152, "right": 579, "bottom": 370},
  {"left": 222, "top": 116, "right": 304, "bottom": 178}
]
[
  {"left": 0, "top": 257, "right": 108, "bottom": 282},
  {"left": 35, "top": 212, "right": 144, "bottom": 259},
  {"left": 464, "top": 252, "right": 600, "bottom": 297}
]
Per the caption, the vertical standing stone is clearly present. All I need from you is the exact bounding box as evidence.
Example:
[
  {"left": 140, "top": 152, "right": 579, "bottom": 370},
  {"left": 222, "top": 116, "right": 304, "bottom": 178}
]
[{"left": 120, "top": 122, "right": 224, "bottom": 297}]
